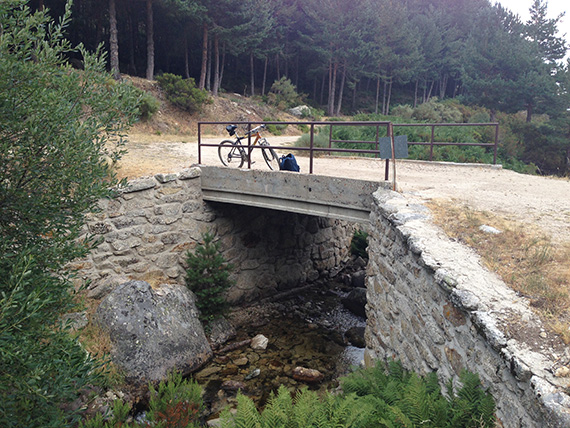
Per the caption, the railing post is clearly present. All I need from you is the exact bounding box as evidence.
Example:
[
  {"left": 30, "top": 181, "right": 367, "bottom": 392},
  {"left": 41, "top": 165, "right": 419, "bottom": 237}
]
[
  {"left": 310, "top": 123, "right": 315, "bottom": 174},
  {"left": 389, "top": 122, "right": 396, "bottom": 191},
  {"left": 328, "top": 124, "right": 333, "bottom": 154},
  {"left": 245, "top": 122, "right": 252, "bottom": 169},
  {"left": 198, "top": 122, "right": 202, "bottom": 164},
  {"left": 430, "top": 125, "right": 435, "bottom": 161},
  {"left": 493, "top": 123, "right": 499, "bottom": 165},
  {"left": 375, "top": 125, "right": 380, "bottom": 158}
]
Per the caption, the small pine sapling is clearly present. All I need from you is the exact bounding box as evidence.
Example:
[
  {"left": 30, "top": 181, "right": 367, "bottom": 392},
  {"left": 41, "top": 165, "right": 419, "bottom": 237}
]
[{"left": 185, "top": 232, "right": 235, "bottom": 321}]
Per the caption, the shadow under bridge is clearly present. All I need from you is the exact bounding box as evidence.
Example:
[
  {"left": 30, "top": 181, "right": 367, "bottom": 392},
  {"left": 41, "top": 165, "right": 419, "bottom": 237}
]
[{"left": 200, "top": 166, "right": 388, "bottom": 223}]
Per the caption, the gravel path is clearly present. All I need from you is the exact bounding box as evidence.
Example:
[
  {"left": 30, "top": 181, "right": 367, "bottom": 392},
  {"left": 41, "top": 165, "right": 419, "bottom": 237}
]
[{"left": 118, "top": 134, "right": 570, "bottom": 244}]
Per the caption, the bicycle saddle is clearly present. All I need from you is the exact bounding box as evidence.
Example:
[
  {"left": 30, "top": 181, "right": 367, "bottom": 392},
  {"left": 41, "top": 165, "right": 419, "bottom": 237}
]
[{"left": 226, "top": 124, "right": 238, "bottom": 136}]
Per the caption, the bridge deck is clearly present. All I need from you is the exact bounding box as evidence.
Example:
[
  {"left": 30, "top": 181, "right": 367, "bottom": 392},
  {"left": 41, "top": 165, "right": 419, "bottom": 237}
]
[{"left": 200, "top": 166, "right": 388, "bottom": 223}]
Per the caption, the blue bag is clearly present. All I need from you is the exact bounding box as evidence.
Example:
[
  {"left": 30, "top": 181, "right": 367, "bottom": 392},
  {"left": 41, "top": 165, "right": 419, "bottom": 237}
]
[{"left": 279, "top": 153, "right": 300, "bottom": 172}]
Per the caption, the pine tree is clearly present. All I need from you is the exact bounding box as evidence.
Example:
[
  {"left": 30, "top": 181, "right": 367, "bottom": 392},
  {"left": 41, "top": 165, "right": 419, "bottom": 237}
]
[{"left": 185, "top": 232, "right": 235, "bottom": 321}]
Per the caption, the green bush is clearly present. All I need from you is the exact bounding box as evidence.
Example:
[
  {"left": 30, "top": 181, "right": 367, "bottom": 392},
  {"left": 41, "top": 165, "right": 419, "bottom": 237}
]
[
  {"left": 263, "top": 117, "right": 288, "bottom": 135},
  {"left": 137, "top": 90, "right": 160, "bottom": 121},
  {"left": 0, "top": 1, "right": 139, "bottom": 426},
  {"left": 350, "top": 230, "right": 369, "bottom": 259},
  {"left": 156, "top": 73, "right": 210, "bottom": 113},
  {"left": 412, "top": 98, "right": 463, "bottom": 123},
  {"left": 185, "top": 232, "right": 235, "bottom": 321}
]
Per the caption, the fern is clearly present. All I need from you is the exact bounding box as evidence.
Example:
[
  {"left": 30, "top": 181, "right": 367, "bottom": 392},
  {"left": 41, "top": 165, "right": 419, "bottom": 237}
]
[{"left": 218, "top": 362, "right": 495, "bottom": 428}]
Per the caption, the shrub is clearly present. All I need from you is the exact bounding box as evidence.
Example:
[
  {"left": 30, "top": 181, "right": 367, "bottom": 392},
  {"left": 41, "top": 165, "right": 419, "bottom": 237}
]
[
  {"left": 412, "top": 98, "right": 463, "bottom": 123},
  {"left": 350, "top": 230, "right": 369, "bottom": 259},
  {"left": 0, "top": 2, "right": 139, "bottom": 426},
  {"left": 137, "top": 90, "right": 160, "bottom": 121},
  {"left": 185, "top": 232, "right": 235, "bottom": 321},
  {"left": 263, "top": 117, "right": 288, "bottom": 135},
  {"left": 156, "top": 73, "right": 210, "bottom": 113},
  {"left": 267, "top": 77, "right": 305, "bottom": 109}
]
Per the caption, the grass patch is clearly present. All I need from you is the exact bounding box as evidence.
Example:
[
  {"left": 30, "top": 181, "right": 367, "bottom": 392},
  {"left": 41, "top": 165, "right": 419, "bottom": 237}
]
[{"left": 427, "top": 200, "right": 570, "bottom": 343}]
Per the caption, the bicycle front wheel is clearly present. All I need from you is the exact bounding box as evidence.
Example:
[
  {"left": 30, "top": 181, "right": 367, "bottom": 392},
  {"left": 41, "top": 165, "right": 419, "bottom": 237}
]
[
  {"left": 261, "top": 142, "right": 280, "bottom": 170},
  {"left": 218, "top": 140, "right": 245, "bottom": 168}
]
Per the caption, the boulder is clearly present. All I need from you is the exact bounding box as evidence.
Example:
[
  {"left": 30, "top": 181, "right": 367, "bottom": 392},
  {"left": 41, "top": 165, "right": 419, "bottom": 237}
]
[
  {"left": 341, "top": 288, "right": 367, "bottom": 318},
  {"left": 288, "top": 105, "right": 311, "bottom": 117},
  {"left": 95, "top": 280, "right": 212, "bottom": 385}
]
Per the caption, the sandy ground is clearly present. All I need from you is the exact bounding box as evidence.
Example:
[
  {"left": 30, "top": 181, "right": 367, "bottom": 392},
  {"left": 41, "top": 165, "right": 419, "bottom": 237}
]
[{"left": 117, "top": 134, "right": 570, "bottom": 245}]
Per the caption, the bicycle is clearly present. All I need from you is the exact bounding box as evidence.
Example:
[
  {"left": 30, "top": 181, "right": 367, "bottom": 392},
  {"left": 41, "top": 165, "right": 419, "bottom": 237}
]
[{"left": 218, "top": 124, "right": 280, "bottom": 170}]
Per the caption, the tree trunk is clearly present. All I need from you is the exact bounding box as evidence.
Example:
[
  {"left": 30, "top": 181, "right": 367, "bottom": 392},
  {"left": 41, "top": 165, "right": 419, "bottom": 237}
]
[
  {"left": 328, "top": 60, "right": 337, "bottom": 116},
  {"left": 382, "top": 80, "right": 387, "bottom": 115},
  {"left": 439, "top": 74, "right": 448, "bottom": 99},
  {"left": 250, "top": 52, "right": 255, "bottom": 96},
  {"left": 526, "top": 104, "right": 533, "bottom": 123},
  {"left": 335, "top": 63, "right": 346, "bottom": 116},
  {"left": 262, "top": 56, "right": 268, "bottom": 96},
  {"left": 414, "top": 80, "right": 419, "bottom": 108},
  {"left": 276, "top": 54, "right": 280, "bottom": 80},
  {"left": 199, "top": 23, "right": 208, "bottom": 90},
  {"left": 320, "top": 72, "right": 326, "bottom": 106},
  {"left": 375, "top": 77, "right": 380, "bottom": 114},
  {"left": 184, "top": 30, "right": 190, "bottom": 79},
  {"left": 212, "top": 33, "right": 220, "bottom": 96},
  {"left": 206, "top": 37, "right": 212, "bottom": 91},
  {"left": 352, "top": 81, "right": 357, "bottom": 110},
  {"left": 426, "top": 80, "right": 435, "bottom": 102},
  {"left": 145, "top": 0, "right": 154, "bottom": 80},
  {"left": 109, "top": 0, "right": 120, "bottom": 80},
  {"left": 386, "top": 78, "right": 393, "bottom": 115},
  {"left": 219, "top": 44, "right": 226, "bottom": 91}
]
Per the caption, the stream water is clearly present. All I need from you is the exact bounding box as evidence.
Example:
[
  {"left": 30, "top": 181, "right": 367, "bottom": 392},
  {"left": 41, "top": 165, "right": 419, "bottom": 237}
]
[{"left": 193, "top": 277, "right": 367, "bottom": 419}]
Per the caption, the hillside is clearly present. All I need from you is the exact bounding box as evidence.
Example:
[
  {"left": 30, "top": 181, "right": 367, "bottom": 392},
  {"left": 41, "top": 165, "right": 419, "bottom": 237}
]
[{"left": 126, "top": 76, "right": 303, "bottom": 137}]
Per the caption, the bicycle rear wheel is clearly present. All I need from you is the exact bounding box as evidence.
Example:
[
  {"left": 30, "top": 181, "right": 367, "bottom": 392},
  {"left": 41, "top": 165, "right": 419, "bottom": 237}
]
[
  {"left": 261, "top": 141, "right": 279, "bottom": 170},
  {"left": 218, "top": 140, "right": 245, "bottom": 168}
]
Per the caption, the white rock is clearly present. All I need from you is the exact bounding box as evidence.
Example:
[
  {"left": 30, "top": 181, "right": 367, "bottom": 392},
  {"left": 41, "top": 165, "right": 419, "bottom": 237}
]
[{"left": 251, "top": 334, "right": 269, "bottom": 350}]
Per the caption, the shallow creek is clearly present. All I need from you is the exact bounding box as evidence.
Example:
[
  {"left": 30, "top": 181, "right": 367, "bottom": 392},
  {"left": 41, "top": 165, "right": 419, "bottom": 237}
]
[{"left": 194, "top": 279, "right": 367, "bottom": 419}]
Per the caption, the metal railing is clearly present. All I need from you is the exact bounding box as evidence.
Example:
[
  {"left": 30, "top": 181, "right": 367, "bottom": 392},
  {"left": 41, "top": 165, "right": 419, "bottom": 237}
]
[
  {"left": 198, "top": 121, "right": 500, "bottom": 184},
  {"left": 198, "top": 120, "right": 395, "bottom": 176},
  {"left": 393, "top": 123, "right": 500, "bottom": 164}
]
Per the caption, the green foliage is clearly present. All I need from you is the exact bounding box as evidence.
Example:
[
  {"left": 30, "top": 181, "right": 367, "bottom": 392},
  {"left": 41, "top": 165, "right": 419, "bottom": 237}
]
[
  {"left": 185, "top": 232, "right": 235, "bottom": 321},
  {"left": 0, "top": 256, "right": 104, "bottom": 428},
  {"left": 156, "top": 73, "right": 210, "bottom": 113},
  {"left": 411, "top": 98, "right": 463, "bottom": 123},
  {"left": 137, "top": 89, "right": 161, "bottom": 121},
  {"left": 294, "top": 126, "right": 331, "bottom": 151},
  {"left": 263, "top": 117, "right": 288, "bottom": 136},
  {"left": 351, "top": 230, "right": 369, "bottom": 260},
  {"left": 79, "top": 372, "right": 203, "bottom": 428},
  {"left": 218, "top": 361, "right": 495, "bottom": 428},
  {"left": 0, "top": 2, "right": 139, "bottom": 427},
  {"left": 267, "top": 77, "right": 305, "bottom": 109}
]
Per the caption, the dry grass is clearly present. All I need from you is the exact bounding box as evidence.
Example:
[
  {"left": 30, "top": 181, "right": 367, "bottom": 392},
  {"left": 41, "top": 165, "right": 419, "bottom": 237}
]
[{"left": 428, "top": 199, "right": 570, "bottom": 343}]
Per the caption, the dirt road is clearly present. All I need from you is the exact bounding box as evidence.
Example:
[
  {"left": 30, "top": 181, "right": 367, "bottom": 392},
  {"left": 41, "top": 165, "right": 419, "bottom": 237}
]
[{"left": 118, "top": 134, "right": 570, "bottom": 244}]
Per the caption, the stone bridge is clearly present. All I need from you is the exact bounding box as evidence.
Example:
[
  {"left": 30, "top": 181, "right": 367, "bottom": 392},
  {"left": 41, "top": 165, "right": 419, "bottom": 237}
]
[{"left": 79, "top": 166, "right": 570, "bottom": 428}]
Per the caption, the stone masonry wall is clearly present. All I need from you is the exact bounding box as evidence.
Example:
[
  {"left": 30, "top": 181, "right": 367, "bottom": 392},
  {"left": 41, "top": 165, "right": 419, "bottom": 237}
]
[
  {"left": 365, "top": 189, "right": 570, "bottom": 428},
  {"left": 78, "top": 167, "right": 356, "bottom": 303}
]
